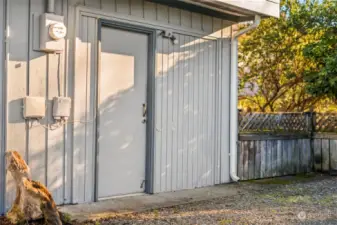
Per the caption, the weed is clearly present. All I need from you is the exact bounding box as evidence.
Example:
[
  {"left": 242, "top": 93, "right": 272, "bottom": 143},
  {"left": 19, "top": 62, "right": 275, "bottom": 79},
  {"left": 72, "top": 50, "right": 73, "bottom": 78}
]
[
  {"left": 152, "top": 209, "right": 159, "bottom": 218},
  {"left": 219, "top": 218, "right": 232, "bottom": 224}
]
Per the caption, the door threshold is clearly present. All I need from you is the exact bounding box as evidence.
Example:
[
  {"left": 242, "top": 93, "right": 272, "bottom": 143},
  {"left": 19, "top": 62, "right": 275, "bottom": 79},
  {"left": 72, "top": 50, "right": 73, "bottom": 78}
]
[{"left": 98, "top": 192, "right": 148, "bottom": 201}]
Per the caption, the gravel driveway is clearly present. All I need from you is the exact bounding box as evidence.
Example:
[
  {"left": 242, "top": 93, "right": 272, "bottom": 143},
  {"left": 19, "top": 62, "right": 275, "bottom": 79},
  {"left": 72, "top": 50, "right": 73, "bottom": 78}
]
[
  {"left": 87, "top": 174, "right": 337, "bottom": 225},
  {"left": 2, "top": 174, "right": 337, "bottom": 225}
]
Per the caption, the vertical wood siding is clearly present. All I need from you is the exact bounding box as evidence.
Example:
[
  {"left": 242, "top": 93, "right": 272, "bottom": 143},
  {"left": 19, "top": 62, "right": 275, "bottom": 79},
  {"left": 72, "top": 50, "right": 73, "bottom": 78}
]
[
  {"left": 72, "top": 0, "right": 232, "bottom": 198},
  {"left": 6, "top": 0, "right": 29, "bottom": 210},
  {"left": 5, "top": 0, "right": 68, "bottom": 209},
  {"left": 154, "top": 34, "right": 219, "bottom": 192},
  {"left": 0, "top": 0, "right": 4, "bottom": 214},
  {"left": 72, "top": 15, "right": 97, "bottom": 203},
  {"left": 2, "top": 0, "right": 233, "bottom": 212}
]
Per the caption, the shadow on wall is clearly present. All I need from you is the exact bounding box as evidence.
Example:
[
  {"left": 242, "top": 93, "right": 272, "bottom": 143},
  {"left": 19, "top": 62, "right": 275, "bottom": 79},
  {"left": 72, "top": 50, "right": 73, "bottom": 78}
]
[
  {"left": 153, "top": 34, "right": 220, "bottom": 191},
  {"left": 5, "top": 32, "right": 221, "bottom": 209},
  {"left": 5, "top": 86, "right": 136, "bottom": 207}
]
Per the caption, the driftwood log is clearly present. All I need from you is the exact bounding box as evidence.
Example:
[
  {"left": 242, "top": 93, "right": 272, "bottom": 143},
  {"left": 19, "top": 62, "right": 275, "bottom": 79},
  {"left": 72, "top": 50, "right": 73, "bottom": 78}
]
[{"left": 5, "top": 150, "right": 62, "bottom": 225}]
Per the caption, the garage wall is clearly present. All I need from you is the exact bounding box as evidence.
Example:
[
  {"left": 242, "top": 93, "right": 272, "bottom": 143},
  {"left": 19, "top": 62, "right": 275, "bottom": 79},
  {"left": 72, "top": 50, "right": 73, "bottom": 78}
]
[
  {"left": 5, "top": 0, "right": 70, "bottom": 211},
  {"left": 154, "top": 34, "right": 221, "bottom": 192},
  {"left": 75, "top": 10, "right": 232, "bottom": 198},
  {"left": 2, "top": 0, "right": 233, "bottom": 213}
]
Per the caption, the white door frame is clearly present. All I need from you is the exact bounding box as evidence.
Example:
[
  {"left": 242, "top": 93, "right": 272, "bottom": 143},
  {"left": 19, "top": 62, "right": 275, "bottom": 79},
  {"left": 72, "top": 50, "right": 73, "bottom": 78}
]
[{"left": 94, "top": 19, "right": 157, "bottom": 201}]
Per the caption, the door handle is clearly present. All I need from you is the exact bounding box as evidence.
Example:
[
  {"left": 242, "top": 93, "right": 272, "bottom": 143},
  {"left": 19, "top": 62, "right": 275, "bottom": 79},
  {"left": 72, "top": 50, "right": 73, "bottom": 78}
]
[
  {"left": 142, "top": 103, "right": 147, "bottom": 123},
  {"left": 142, "top": 103, "right": 147, "bottom": 117}
]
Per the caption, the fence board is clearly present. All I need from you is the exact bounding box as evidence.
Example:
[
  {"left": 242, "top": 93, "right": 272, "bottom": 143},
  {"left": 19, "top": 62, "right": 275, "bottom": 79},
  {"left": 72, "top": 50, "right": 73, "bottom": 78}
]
[
  {"left": 314, "top": 139, "right": 322, "bottom": 171},
  {"left": 299, "top": 139, "right": 305, "bottom": 173},
  {"left": 287, "top": 140, "right": 293, "bottom": 174},
  {"left": 243, "top": 141, "right": 249, "bottom": 180},
  {"left": 265, "top": 141, "right": 271, "bottom": 177},
  {"left": 330, "top": 140, "right": 337, "bottom": 174},
  {"left": 271, "top": 141, "right": 277, "bottom": 177},
  {"left": 248, "top": 141, "right": 255, "bottom": 179},
  {"left": 295, "top": 140, "right": 299, "bottom": 173},
  {"left": 276, "top": 140, "right": 282, "bottom": 176},
  {"left": 238, "top": 142, "right": 244, "bottom": 179},
  {"left": 322, "top": 140, "right": 330, "bottom": 172},
  {"left": 260, "top": 141, "right": 266, "bottom": 179},
  {"left": 305, "top": 139, "right": 312, "bottom": 173},
  {"left": 255, "top": 141, "right": 261, "bottom": 179},
  {"left": 286, "top": 140, "right": 292, "bottom": 175},
  {"left": 281, "top": 140, "right": 287, "bottom": 175}
]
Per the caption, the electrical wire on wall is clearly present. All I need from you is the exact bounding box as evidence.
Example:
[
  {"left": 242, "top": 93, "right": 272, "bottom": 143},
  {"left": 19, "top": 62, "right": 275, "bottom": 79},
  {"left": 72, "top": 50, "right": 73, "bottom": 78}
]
[
  {"left": 24, "top": 52, "right": 92, "bottom": 130},
  {"left": 29, "top": 118, "right": 93, "bottom": 131}
]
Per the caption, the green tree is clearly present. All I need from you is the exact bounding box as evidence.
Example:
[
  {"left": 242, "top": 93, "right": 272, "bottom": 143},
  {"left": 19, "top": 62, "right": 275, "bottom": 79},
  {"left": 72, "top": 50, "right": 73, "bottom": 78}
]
[
  {"left": 301, "top": 1, "right": 337, "bottom": 99},
  {"left": 238, "top": 0, "right": 336, "bottom": 112}
]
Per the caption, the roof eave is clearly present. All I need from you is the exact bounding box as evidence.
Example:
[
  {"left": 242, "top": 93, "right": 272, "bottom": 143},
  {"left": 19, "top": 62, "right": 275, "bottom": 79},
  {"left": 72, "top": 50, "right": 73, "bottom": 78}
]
[{"left": 149, "top": 0, "right": 279, "bottom": 22}]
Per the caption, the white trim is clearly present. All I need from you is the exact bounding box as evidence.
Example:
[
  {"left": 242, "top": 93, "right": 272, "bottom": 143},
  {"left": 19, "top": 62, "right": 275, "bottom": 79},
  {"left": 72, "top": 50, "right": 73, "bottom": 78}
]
[
  {"left": 267, "top": 0, "right": 280, "bottom": 4},
  {"left": 186, "top": 0, "right": 280, "bottom": 18},
  {"left": 214, "top": 0, "right": 280, "bottom": 18},
  {"left": 178, "top": 0, "right": 250, "bottom": 17}
]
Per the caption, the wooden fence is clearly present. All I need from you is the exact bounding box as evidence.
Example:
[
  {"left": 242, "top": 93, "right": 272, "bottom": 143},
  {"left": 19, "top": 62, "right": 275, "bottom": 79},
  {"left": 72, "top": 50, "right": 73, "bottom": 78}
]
[
  {"left": 238, "top": 112, "right": 337, "bottom": 180},
  {"left": 313, "top": 134, "right": 337, "bottom": 174}
]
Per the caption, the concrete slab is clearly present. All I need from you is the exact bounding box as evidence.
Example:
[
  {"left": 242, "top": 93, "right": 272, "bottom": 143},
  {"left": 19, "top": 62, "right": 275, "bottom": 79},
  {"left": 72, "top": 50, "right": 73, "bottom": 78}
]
[{"left": 58, "top": 184, "right": 239, "bottom": 222}]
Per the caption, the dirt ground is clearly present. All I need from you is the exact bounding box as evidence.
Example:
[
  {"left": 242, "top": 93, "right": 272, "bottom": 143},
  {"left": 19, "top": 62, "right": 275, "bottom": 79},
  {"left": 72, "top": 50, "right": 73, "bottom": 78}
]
[{"left": 2, "top": 174, "right": 337, "bottom": 225}]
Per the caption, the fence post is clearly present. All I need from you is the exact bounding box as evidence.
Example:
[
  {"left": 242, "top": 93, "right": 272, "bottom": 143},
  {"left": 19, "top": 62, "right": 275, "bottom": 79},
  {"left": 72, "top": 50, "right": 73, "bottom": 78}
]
[
  {"left": 306, "top": 108, "right": 316, "bottom": 172},
  {"left": 238, "top": 108, "right": 242, "bottom": 135},
  {"left": 237, "top": 109, "right": 242, "bottom": 179}
]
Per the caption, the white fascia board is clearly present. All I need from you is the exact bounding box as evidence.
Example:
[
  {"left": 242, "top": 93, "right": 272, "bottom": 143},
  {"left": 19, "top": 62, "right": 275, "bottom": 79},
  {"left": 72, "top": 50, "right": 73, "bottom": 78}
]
[{"left": 213, "top": 0, "right": 280, "bottom": 18}]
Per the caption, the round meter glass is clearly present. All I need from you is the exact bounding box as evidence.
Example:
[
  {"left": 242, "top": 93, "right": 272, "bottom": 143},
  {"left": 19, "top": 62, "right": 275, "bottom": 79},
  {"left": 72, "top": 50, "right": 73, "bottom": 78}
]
[{"left": 49, "top": 23, "right": 67, "bottom": 40}]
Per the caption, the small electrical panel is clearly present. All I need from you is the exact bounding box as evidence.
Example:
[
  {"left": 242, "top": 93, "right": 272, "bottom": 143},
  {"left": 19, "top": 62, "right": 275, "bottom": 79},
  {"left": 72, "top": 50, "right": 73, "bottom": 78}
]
[
  {"left": 53, "top": 97, "right": 71, "bottom": 120},
  {"left": 23, "top": 96, "right": 46, "bottom": 119},
  {"left": 40, "top": 13, "right": 66, "bottom": 52}
]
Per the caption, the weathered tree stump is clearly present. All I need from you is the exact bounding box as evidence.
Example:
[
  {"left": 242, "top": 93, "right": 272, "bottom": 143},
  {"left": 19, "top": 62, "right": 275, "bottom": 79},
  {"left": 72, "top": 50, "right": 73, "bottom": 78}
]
[{"left": 5, "top": 150, "right": 62, "bottom": 225}]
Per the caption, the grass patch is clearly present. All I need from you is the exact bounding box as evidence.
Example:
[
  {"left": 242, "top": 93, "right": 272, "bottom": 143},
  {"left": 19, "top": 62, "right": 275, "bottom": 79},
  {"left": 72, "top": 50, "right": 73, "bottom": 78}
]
[
  {"left": 259, "top": 193, "right": 313, "bottom": 204},
  {"left": 279, "top": 195, "right": 312, "bottom": 204},
  {"left": 247, "top": 178, "right": 293, "bottom": 185},
  {"left": 60, "top": 212, "right": 72, "bottom": 224},
  {"left": 152, "top": 209, "right": 159, "bottom": 218},
  {"left": 319, "top": 195, "right": 337, "bottom": 206},
  {"left": 294, "top": 173, "right": 317, "bottom": 179},
  {"left": 219, "top": 219, "right": 233, "bottom": 224},
  {"left": 247, "top": 173, "right": 317, "bottom": 185}
]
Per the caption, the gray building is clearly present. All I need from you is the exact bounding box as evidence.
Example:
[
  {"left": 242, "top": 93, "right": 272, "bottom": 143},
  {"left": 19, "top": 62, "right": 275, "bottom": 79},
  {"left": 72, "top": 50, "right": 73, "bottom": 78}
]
[{"left": 0, "top": 0, "right": 279, "bottom": 214}]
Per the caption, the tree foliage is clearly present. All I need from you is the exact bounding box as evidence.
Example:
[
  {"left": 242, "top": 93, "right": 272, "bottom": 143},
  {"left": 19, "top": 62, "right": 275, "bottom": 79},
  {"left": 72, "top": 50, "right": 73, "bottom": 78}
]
[
  {"left": 238, "top": 0, "right": 337, "bottom": 112},
  {"left": 301, "top": 1, "right": 337, "bottom": 99}
]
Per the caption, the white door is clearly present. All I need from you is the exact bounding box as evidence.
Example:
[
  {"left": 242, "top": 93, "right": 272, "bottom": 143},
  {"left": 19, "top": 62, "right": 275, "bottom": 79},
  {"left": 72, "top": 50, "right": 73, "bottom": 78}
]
[{"left": 98, "top": 26, "right": 148, "bottom": 198}]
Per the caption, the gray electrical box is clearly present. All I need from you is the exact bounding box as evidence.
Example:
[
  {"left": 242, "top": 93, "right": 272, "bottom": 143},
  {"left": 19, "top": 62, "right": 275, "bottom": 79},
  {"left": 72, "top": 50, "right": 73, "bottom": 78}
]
[
  {"left": 53, "top": 97, "right": 71, "bottom": 120},
  {"left": 23, "top": 96, "right": 46, "bottom": 119}
]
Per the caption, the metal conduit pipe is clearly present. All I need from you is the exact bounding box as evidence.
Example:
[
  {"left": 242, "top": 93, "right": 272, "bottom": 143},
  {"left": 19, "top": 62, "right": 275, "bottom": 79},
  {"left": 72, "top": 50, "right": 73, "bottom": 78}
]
[
  {"left": 229, "top": 15, "right": 261, "bottom": 182},
  {"left": 47, "top": 0, "right": 55, "bottom": 13}
]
